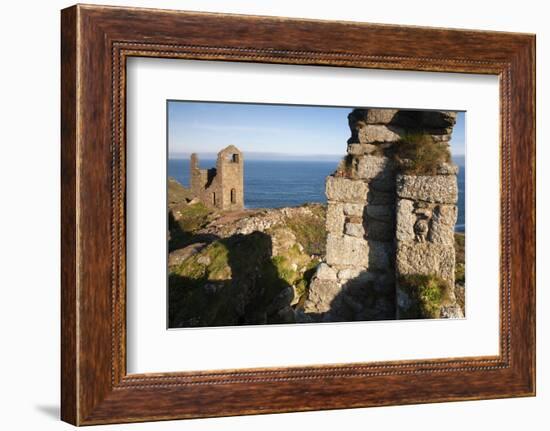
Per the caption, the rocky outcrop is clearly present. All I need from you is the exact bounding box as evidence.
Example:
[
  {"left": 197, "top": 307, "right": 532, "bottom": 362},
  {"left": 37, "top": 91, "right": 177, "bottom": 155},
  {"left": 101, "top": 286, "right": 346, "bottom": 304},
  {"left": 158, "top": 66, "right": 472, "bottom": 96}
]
[
  {"left": 168, "top": 193, "right": 327, "bottom": 328},
  {"left": 304, "top": 108, "right": 463, "bottom": 321}
]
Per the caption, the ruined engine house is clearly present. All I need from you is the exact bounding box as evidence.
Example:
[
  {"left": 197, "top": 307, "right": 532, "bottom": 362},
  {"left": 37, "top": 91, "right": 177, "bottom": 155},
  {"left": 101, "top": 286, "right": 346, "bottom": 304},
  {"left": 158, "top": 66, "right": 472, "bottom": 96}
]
[{"left": 190, "top": 145, "right": 244, "bottom": 211}]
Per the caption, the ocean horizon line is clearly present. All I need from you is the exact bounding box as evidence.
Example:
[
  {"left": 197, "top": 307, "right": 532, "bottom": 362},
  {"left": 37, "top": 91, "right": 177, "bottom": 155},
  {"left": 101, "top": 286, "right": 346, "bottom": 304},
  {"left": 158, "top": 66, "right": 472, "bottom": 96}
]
[
  {"left": 169, "top": 152, "right": 342, "bottom": 161},
  {"left": 168, "top": 158, "right": 465, "bottom": 229},
  {"left": 169, "top": 153, "right": 466, "bottom": 162}
]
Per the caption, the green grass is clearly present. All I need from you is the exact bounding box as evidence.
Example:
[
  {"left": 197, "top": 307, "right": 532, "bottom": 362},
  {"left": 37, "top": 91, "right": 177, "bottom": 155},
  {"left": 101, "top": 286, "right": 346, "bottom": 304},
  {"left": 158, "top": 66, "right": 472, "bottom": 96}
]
[
  {"left": 176, "top": 202, "right": 211, "bottom": 232},
  {"left": 454, "top": 232, "right": 465, "bottom": 284},
  {"left": 168, "top": 202, "right": 212, "bottom": 251},
  {"left": 398, "top": 273, "right": 451, "bottom": 319},
  {"left": 284, "top": 205, "right": 327, "bottom": 256},
  {"left": 392, "top": 132, "right": 451, "bottom": 175},
  {"left": 338, "top": 132, "right": 452, "bottom": 178},
  {"left": 168, "top": 177, "right": 193, "bottom": 204},
  {"left": 271, "top": 244, "right": 309, "bottom": 284}
]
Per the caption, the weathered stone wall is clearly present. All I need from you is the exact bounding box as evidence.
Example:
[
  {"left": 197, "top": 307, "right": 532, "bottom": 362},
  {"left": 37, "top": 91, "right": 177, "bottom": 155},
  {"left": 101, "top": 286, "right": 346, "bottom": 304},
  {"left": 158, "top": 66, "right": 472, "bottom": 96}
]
[
  {"left": 395, "top": 172, "right": 462, "bottom": 318},
  {"left": 304, "top": 108, "right": 462, "bottom": 321},
  {"left": 190, "top": 145, "right": 244, "bottom": 211}
]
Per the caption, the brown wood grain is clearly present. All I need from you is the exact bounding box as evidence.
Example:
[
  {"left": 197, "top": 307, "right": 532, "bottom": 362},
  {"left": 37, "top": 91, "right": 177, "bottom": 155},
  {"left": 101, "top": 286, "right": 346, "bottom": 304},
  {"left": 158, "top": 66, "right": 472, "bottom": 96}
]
[
  {"left": 60, "top": 5, "right": 78, "bottom": 425},
  {"left": 60, "top": 4, "right": 536, "bottom": 425}
]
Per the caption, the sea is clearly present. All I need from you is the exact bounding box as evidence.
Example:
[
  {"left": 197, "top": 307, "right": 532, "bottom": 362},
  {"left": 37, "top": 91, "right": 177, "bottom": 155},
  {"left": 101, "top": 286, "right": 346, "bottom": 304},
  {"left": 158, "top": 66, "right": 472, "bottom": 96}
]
[{"left": 168, "top": 157, "right": 466, "bottom": 232}]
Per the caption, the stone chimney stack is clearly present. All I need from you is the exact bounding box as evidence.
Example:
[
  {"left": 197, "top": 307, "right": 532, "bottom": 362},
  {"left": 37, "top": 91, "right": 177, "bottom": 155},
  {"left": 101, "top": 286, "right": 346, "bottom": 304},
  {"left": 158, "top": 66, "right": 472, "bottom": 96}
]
[
  {"left": 303, "top": 108, "right": 462, "bottom": 321},
  {"left": 190, "top": 153, "right": 199, "bottom": 170}
]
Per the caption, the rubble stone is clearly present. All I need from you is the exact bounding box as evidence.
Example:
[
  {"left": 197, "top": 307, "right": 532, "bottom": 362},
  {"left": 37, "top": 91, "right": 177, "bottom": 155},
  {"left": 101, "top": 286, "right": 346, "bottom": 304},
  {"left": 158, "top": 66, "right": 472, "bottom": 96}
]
[
  {"left": 315, "top": 263, "right": 338, "bottom": 280},
  {"left": 303, "top": 279, "right": 342, "bottom": 314}
]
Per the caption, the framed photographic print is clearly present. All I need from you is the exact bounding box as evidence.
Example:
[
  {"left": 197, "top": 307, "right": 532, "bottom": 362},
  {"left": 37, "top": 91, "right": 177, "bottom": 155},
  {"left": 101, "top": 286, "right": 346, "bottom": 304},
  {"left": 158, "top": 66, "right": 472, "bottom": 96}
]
[{"left": 61, "top": 4, "right": 535, "bottom": 425}]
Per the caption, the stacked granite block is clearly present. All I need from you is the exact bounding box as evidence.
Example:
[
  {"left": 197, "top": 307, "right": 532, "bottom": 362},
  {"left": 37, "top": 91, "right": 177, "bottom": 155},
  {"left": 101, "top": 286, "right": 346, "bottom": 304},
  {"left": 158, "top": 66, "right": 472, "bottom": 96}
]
[
  {"left": 304, "top": 108, "right": 461, "bottom": 321},
  {"left": 394, "top": 172, "right": 462, "bottom": 318}
]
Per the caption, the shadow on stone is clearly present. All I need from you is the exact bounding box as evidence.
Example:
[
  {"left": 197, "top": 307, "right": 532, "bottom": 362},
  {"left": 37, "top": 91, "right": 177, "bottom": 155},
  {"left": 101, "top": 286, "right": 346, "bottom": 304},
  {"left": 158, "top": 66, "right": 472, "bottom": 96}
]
[
  {"left": 303, "top": 108, "right": 461, "bottom": 322},
  {"left": 168, "top": 208, "right": 219, "bottom": 252},
  {"left": 169, "top": 231, "right": 295, "bottom": 328}
]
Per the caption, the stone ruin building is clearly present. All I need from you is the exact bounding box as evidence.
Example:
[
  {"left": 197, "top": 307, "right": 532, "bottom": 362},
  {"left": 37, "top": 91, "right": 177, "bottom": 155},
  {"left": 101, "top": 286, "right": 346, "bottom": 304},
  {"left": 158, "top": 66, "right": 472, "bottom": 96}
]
[
  {"left": 190, "top": 145, "right": 244, "bottom": 211},
  {"left": 303, "top": 108, "right": 463, "bottom": 321}
]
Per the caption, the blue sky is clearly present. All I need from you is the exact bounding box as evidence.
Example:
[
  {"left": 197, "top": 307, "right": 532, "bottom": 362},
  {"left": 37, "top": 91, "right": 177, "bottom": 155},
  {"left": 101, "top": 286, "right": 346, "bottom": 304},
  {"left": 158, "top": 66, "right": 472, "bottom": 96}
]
[{"left": 168, "top": 101, "right": 465, "bottom": 159}]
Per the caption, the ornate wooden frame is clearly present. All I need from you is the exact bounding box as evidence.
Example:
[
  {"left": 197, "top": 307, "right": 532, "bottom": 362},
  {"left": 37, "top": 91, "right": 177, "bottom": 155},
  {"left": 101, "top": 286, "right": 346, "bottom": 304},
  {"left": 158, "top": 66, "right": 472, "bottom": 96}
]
[{"left": 61, "top": 4, "right": 536, "bottom": 425}]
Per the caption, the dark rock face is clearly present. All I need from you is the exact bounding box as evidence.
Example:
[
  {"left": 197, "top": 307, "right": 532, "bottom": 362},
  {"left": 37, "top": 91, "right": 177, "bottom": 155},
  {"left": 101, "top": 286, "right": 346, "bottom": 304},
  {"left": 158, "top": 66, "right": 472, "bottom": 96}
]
[{"left": 348, "top": 109, "right": 457, "bottom": 145}]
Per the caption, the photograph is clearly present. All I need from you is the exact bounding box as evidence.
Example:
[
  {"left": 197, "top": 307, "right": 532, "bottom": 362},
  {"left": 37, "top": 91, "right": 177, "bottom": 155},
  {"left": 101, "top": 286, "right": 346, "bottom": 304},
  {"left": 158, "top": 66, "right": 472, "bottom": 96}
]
[
  {"left": 167, "top": 103, "right": 466, "bottom": 328},
  {"left": 43, "top": 2, "right": 537, "bottom": 426}
]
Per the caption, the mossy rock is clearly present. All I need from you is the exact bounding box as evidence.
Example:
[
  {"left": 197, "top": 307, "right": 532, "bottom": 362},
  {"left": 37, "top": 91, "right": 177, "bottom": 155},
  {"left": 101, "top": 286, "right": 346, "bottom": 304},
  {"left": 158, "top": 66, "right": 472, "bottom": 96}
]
[
  {"left": 168, "top": 202, "right": 212, "bottom": 251},
  {"left": 398, "top": 273, "right": 452, "bottom": 319},
  {"left": 169, "top": 231, "right": 305, "bottom": 328}
]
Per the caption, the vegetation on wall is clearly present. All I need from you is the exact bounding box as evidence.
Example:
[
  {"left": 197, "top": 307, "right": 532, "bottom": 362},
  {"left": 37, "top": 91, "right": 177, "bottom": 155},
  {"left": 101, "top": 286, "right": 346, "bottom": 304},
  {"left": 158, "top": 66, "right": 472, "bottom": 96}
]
[
  {"left": 336, "top": 154, "right": 356, "bottom": 178},
  {"left": 392, "top": 132, "right": 451, "bottom": 175},
  {"left": 398, "top": 273, "right": 452, "bottom": 319}
]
